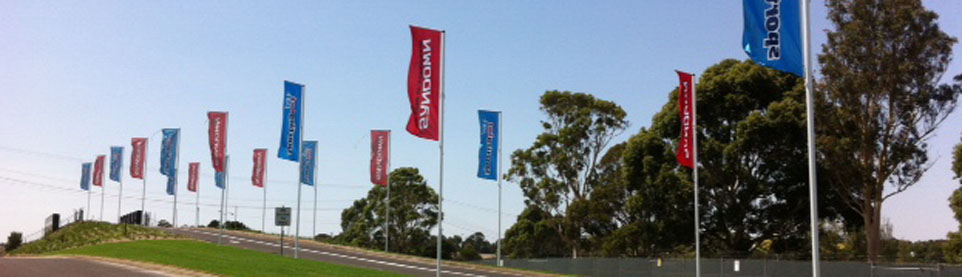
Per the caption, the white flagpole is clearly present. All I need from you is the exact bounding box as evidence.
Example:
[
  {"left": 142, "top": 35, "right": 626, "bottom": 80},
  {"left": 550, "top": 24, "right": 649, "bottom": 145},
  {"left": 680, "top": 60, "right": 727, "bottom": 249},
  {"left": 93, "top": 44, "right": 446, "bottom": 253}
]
[
  {"left": 693, "top": 74, "right": 701, "bottom": 277},
  {"left": 196, "top": 174, "right": 200, "bottom": 227},
  {"left": 497, "top": 111, "right": 503, "bottom": 267},
  {"left": 386, "top": 130, "right": 392, "bottom": 253},
  {"left": 173, "top": 129, "right": 181, "bottom": 228},
  {"left": 436, "top": 30, "right": 446, "bottom": 277},
  {"left": 142, "top": 139, "right": 148, "bottom": 226},
  {"left": 100, "top": 179, "right": 105, "bottom": 221},
  {"left": 118, "top": 161, "right": 123, "bottom": 223},
  {"left": 219, "top": 158, "right": 227, "bottom": 244},
  {"left": 801, "top": 0, "right": 820, "bottom": 276},
  {"left": 87, "top": 189, "right": 91, "bottom": 221},
  {"left": 295, "top": 83, "right": 306, "bottom": 259},
  {"left": 313, "top": 165, "right": 317, "bottom": 239},
  {"left": 263, "top": 152, "right": 268, "bottom": 233}
]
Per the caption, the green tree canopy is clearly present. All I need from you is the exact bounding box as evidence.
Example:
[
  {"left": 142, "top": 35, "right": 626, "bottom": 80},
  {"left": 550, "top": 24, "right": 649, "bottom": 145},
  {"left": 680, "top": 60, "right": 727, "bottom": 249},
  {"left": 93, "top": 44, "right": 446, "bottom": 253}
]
[
  {"left": 337, "top": 167, "right": 438, "bottom": 257},
  {"left": 817, "top": 0, "right": 962, "bottom": 262}
]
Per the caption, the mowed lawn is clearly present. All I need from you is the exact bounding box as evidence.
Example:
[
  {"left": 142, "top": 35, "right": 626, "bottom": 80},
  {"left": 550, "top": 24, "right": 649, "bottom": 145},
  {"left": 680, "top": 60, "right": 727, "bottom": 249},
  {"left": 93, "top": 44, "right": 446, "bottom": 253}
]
[{"left": 53, "top": 240, "right": 406, "bottom": 277}]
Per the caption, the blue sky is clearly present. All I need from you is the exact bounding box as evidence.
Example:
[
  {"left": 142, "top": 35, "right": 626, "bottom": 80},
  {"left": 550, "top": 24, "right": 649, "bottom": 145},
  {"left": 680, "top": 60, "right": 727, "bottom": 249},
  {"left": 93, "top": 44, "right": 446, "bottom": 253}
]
[{"left": 1, "top": 1, "right": 960, "bottom": 244}]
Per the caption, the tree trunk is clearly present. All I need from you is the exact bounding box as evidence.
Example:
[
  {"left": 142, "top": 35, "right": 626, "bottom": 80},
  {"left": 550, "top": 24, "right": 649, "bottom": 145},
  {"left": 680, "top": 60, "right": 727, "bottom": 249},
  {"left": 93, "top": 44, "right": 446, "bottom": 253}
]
[{"left": 864, "top": 207, "right": 881, "bottom": 263}]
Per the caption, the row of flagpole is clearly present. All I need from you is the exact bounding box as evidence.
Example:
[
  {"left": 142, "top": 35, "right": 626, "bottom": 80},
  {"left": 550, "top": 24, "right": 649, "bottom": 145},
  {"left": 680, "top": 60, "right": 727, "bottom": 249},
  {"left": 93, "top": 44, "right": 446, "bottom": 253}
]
[{"left": 75, "top": 2, "right": 820, "bottom": 274}]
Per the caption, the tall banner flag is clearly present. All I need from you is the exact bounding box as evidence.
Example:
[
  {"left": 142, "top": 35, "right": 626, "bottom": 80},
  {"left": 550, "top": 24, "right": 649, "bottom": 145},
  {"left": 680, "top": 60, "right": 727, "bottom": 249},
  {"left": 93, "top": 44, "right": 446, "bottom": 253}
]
[
  {"left": 208, "top": 112, "right": 228, "bottom": 172},
  {"left": 477, "top": 111, "right": 499, "bottom": 180},
  {"left": 130, "top": 138, "right": 146, "bottom": 179},
  {"left": 370, "top": 130, "right": 390, "bottom": 186},
  {"left": 279, "top": 81, "right": 304, "bottom": 161},
  {"left": 300, "top": 140, "right": 317, "bottom": 186},
  {"left": 252, "top": 149, "right": 267, "bottom": 188},
  {"left": 677, "top": 71, "right": 695, "bottom": 169},
  {"left": 160, "top": 128, "right": 180, "bottom": 195},
  {"left": 81, "top": 163, "right": 92, "bottom": 190},
  {"left": 406, "top": 26, "right": 443, "bottom": 141},
  {"left": 93, "top": 155, "right": 105, "bottom": 187},
  {"left": 109, "top": 147, "right": 123, "bottom": 182},
  {"left": 742, "top": 0, "right": 803, "bottom": 76},
  {"left": 188, "top": 162, "right": 199, "bottom": 192}
]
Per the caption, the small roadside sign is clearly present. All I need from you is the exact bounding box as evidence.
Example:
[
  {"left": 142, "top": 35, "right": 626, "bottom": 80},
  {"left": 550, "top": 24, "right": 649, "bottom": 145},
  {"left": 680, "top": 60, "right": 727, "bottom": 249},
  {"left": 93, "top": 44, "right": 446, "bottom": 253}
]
[{"left": 275, "top": 207, "right": 291, "bottom": 226}]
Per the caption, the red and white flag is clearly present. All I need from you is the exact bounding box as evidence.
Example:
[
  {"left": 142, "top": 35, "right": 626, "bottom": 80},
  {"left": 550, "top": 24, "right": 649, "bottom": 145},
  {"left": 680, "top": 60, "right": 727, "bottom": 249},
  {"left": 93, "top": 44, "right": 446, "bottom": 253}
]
[
  {"left": 130, "top": 138, "right": 146, "bottom": 179},
  {"left": 406, "top": 26, "right": 444, "bottom": 141},
  {"left": 252, "top": 149, "right": 267, "bottom": 188},
  {"left": 370, "top": 130, "right": 390, "bottom": 187},
  {"left": 188, "top": 162, "right": 199, "bottom": 192},
  {"left": 676, "top": 71, "right": 695, "bottom": 169},
  {"left": 207, "top": 112, "right": 228, "bottom": 172},
  {"left": 93, "top": 155, "right": 105, "bottom": 187}
]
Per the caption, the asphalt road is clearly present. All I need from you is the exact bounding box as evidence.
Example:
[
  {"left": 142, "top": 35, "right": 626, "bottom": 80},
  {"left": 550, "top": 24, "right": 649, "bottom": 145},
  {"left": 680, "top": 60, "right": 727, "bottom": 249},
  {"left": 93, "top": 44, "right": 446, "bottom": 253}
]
[
  {"left": 0, "top": 257, "right": 167, "bottom": 277},
  {"left": 164, "top": 228, "right": 525, "bottom": 277}
]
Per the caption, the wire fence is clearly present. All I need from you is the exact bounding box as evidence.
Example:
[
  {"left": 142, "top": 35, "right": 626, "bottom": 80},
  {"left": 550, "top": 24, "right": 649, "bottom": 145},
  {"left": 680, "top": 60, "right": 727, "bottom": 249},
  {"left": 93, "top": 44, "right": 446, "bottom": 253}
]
[{"left": 474, "top": 257, "right": 962, "bottom": 277}]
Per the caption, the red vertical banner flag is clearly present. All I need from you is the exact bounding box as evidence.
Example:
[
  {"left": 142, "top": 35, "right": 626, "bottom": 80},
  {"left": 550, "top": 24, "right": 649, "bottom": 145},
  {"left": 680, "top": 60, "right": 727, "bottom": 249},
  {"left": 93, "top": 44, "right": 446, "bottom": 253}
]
[
  {"left": 130, "top": 138, "right": 146, "bottom": 179},
  {"left": 93, "top": 155, "right": 105, "bottom": 187},
  {"left": 207, "top": 112, "right": 228, "bottom": 172},
  {"left": 406, "top": 26, "right": 443, "bottom": 141},
  {"left": 676, "top": 71, "right": 695, "bottom": 169},
  {"left": 188, "top": 162, "right": 199, "bottom": 192},
  {"left": 252, "top": 149, "right": 267, "bottom": 188},
  {"left": 370, "top": 130, "right": 390, "bottom": 186}
]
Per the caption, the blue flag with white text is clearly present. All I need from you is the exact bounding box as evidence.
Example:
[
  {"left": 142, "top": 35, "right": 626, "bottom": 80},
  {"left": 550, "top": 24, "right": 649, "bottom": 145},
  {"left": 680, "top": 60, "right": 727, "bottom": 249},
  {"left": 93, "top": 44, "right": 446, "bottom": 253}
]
[
  {"left": 278, "top": 81, "right": 304, "bottom": 162},
  {"left": 109, "top": 146, "right": 123, "bottom": 182},
  {"left": 743, "top": 0, "right": 803, "bottom": 76},
  {"left": 300, "top": 140, "right": 317, "bottom": 186},
  {"left": 160, "top": 128, "right": 180, "bottom": 195},
  {"left": 477, "top": 110, "right": 500, "bottom": 181},
  {"left": 81, "top": 163, "right": 91, "bottom": 191}
]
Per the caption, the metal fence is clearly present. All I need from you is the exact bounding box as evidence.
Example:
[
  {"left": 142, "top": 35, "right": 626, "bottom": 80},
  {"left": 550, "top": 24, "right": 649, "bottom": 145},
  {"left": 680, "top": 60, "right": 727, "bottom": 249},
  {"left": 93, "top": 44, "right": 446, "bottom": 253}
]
[{"left": 475, "top": 258, "right": 962, "bottom": 277}]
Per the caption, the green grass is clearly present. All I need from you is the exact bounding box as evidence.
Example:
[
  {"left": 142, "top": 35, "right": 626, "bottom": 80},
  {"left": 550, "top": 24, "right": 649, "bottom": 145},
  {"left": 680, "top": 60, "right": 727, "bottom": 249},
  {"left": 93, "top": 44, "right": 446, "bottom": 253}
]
[
  {"left": 11, "top": 221, "right": 176, "bottom": 255},
  {"left": 53, "top": 240, "right": 406, "bottom": 277}
]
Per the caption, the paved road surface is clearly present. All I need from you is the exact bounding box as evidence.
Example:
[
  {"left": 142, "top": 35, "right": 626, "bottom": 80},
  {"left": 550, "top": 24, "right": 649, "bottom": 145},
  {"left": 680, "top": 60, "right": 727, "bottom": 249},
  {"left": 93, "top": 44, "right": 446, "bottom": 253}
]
[
  {"left": 165, "top": 228, "right": 525, "bottom": 277},
  {"left": 0, "top": 257, "right": 166, "bottom": 277}
]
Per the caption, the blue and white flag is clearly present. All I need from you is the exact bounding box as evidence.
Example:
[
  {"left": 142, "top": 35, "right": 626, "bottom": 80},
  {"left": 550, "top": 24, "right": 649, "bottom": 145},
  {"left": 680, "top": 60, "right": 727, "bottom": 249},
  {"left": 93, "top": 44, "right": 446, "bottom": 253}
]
[
  {"left": 109, "top": 146, "right": 123, "bottom": 182},
  {"left": 477, "top": 110, "right": 500, "bottom": 181},
  {"left": 743, "top": 0, "right": 803, "bottom": 76},
  {"left": 300, "top": 140, "right": 317, "bottom": 186},
  {"left": 215, "top": 171, "right": 226, "bottom": 189},
  {"left": 81, "top": 163, "right": 92, "bottom": 191},
  {"left": 160, "top": 128, "right": 180, "bottom": 195},
  {"left": 278, "top": 81, "right": 304, "bottom": 162}
]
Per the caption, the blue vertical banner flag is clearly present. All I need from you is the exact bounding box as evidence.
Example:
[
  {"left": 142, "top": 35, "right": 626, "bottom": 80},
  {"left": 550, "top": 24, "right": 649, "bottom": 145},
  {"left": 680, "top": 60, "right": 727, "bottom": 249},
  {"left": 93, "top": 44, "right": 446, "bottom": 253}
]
[
  {"left": 742, "top": 0, "right": 803, "bottom": 76},
  {"left": 278, "top": 81, "right": 304, "bottom": 162},
  {"left": 160, "top": 128, "right": 180, "bottom": 195},
  {"left": 215, "top": 171, "right": 226, "bottom": 189},
  {"left": 477, "top": 110, "right": 499, "bottom": 180},
  {"left": 300, "top": 140, "right": 317, "bottom": 186},
  {"left": 81, "top": 163, "right": 92, "bottom": 191},
  {"left": 109, "top": 146, "right": 123, "bottom": 182}
]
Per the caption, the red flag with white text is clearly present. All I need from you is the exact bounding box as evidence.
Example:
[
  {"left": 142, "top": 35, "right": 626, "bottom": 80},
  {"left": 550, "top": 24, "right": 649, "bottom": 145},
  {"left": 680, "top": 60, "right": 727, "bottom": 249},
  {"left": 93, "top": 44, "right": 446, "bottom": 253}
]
[
  {"left": 130, "top": 138, "right": 146, "bottom": 179},
  {"left": 676, "top": 71, "right": 695, "bottom": 169},
  {"left": 188, "top": 162, "right": 199, "bottom": 192},
  {"left": 252, "top": 149, "right": 267, "bottom": 188},
  {"left": 93, "top": 155, "right": 105, "bottom": 187},
  {"left": 370, "top": 130, "right": 391, "bottom": 186},
  {"left": 207, "top": 112, "right": 228, "bottom": 172},
  {"left": 406, "top": 26, "right": 443, "bottom": 141}
]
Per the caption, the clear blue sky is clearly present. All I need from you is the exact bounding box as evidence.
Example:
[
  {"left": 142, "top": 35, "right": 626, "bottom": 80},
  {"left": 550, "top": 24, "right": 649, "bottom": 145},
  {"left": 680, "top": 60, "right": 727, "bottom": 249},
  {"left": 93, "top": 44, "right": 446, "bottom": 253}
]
[{"left": 1, "top": 1, "right": 960, "bottom": 244}]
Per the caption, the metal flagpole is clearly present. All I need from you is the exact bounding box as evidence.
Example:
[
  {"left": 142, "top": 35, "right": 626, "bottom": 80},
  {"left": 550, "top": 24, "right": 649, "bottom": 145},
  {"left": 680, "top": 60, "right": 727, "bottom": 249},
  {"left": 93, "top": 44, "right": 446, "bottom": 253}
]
[
  {"left": 386, "top": 130, "right": 391, "bottom": 253},
  {"left": 313, "top": 174, "right": 317, "bottom": 239},
  {"left": 436, "top": 30, "right": 446, "bottom": 277},
  {"left": 173, "top": 129, "right": 181, "bottom": 228},
  {"left": 802, "top": 0, "right": 820, "bottom": 276},
  {"left": 196, "top": 176, "right": 200, "bottom": 227},
  {"left": 220, "top": 156, "right": 230, "bottom": 244},
  {"left": 497, "top": 111, "right": 503, "bottom": 267},
  {"left": 263, "top": 154, "right": 268, "bottom": 233},
  {"left": 693, "top": 74, "right": 701, "bottom": 277},
  {"left": 295, "top": 83, "right": 306, "bottom": 259},
  {"left": 118, "top": 169, "right": 123, "bottom": 223},
  {"left": 100, "top": 181, "right": 105, "bottom": 221},
  {"left": 142, "top": 138, "right": 149, "bottom": 226},
  {"left": 87, "top": 189, "right": 91, "bottom": 221}
]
